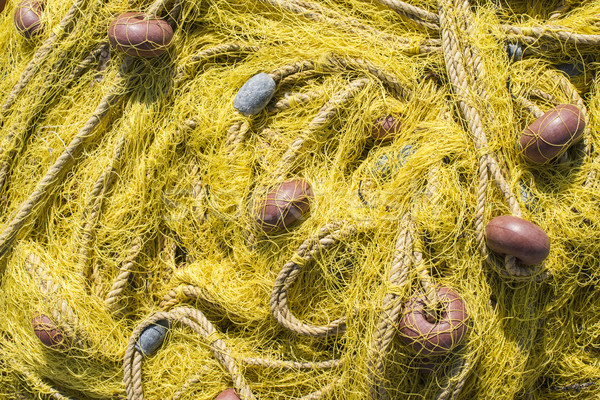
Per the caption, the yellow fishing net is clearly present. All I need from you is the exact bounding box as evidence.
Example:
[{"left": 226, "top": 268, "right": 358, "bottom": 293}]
[{"left": 0, "top": 0, "right": 599, "bottom": 399}]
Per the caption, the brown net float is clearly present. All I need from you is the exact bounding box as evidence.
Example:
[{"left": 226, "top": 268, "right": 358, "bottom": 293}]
[
  {"left": 253, "top": 179, "right": 314, "bottom": 234},
  {"left": 485, "top": 215, "right": 550, "bottom": 265},
  {"left": 31, "top": 312, "right": 69, "bottom": 351},
  {"left": 371, "top": 115, "right": 401, "bottom": 142},
  {"left": 14, "top": 0, "right": 43, "bottom": 39},
  {"left": 215, "top": 388, "right": 240, "bottom": 400},
  {"left": 398, "top": 286, "right": 468, "bottom": 357},
  {"left": 519, "top": 104, "right": 586, "bottom": 164},
  {"left": 108, "top": 12, "right": 174, "bottom": 58}
]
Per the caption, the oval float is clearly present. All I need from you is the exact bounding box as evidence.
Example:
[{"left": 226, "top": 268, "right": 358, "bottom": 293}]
[
  {"left": 485, "top": 215, "right": 550, "bottom": 265},
  {"left": 32, "top": 313, "right": 68, "bottom": 350},
  {"left": 215, "top": 389, "right": 240, "bottom": 400},
  {"left": 398, "top": 286, "right": 468, "bottom": 356},
  {"left": 108, "top": 12, "right": 173, "bottom": 58},
  {"left": 371, "top": 115, "right": 401, "bottom": 142},
  {"left": 254, "top": 179, "right": 313, "bottom": 234},
  {"left": 519, "top": 104, "right": 585, "bottom": 164},
  {"left": 14, "top": 0, "right": 43, "bottom": 39}
]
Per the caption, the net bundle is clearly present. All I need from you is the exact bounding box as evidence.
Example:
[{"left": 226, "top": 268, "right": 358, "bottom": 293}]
[{"left": 0, "top": 0, "right": 599, "bottom": 399}]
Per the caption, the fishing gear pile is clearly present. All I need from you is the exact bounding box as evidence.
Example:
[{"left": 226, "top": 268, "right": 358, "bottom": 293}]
[{"left": 0, "top": 0, "right": 599, "bottom": 399}]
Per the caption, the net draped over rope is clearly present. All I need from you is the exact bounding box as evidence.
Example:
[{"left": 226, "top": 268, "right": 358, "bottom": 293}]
[{"left": 0, "top": 0, "right": 599, "bottom": 399}]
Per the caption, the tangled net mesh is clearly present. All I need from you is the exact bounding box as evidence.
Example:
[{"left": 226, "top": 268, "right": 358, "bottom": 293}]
[{"left": 0, "top": 0, "right": 600, "bottom": 399}]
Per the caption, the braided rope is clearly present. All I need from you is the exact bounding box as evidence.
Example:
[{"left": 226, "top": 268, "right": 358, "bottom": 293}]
[
  {"left": 268, "top": 60, "right": 319, "bottom": 84},
  {"left": 267, "top": 55, "right": 409, "bottom": 94},
  {"left": 173, "top": 43, "right": 260, "bottom": 87},
  {"left": 368, "top": 213, "right": 412, "bottom": 400},
  {"left": 6, "top": 1, "right": 592, "bottom": 397},
  {"left": 92, "top": 43, "right": 111, "bottom": 83},
  {"left": 0, "top": 6, "right": 208, "bottom": 255},
  {"left": 298, "top": 379, "right": 343, "bottom": 400},
  {"left": 258, "top": 0, "right": 321, "bottom": 21},
  {"left": 416, "top": 169, "right": 442, "bottom": 313},
  {"left": 188, "top": 157, "right": 203, "bottom": 198},
  {"left": 124, "top": 347, "right": 144, "bottom": 400},
  {"left": 79, "top": 115, "right": 197, "bottom": 293},
  {"left": 82, "top": 116, "right": 194, "bottom": 298},
  {"left": 160, "top": 284, "right": 218, "bottom": 310},
  {"left": 441, "top": 0, "right": 489, "bottom": 257},
  {"left": 553, "top": 70, "right": 588, "bottom": 113},
  {"left": 242, "top": 356, "right": 342, "bottom": 370},
  {"left": 147, "top": 0, "right": 175, "bottom": 17},
  {"left": 0, "top": 122, "right": 43, "bottom": 193},
  {"left": 373, "top": 0, "right": 600, "bottom": 50},
  {"left": 528, "top": 88, "right": 558, "bottom": 104},
  {"left": 127, "top": 305, "right": 343, "bottom": 400},
  {"left": 154, "top": 233, "right": 177, "bottom": 290},
  {"left": 474, "top": 5, "right": 551, "bottom": 280},
  {"left": 174, "top": 375, "right": 341, "bottom": 400},
  {"left": 258, "top": 0, "right": 440, "bottom": 54},
  {"left": 175, "top": 45, "right": 260, "bottom": 152},
  {"left": 0, "top": 44, "right": 116, "bottom": 194},
  {"left": 414, "top": 243, "right": 440, "bottom": 315},
  {"left": 90, "top": 259, "right": 105, "bottom": 298},
  {"left": 225, "top": 115, "right": 252, "bottom": 150},
  {"left": 105, "top": 236, "right": 143, "bottom": 313},
  {"left": 267, "top": 91, "right": 323, "bottom": 115},
  {"left": 77, "top": 134, "right": 129, "bottom": 279},
  {"left": 24, "top": 253, "right": 61, "bottom": 296},
  {"left": 14, "top": 359, "right": 76, "bottom": 400},
  {"left": 0, "top": 57, "right": 136, "bottom": 259},
  {"left": 514, "top": 95, "right": 545, "bottom": 119},
  {"left": 170, "top": 372, "right": 210, "bottom": 400},
  {"left": 0, "top": 153, "right": 11, "bottom": 191},
  {"left": 515, "top": 72, "right": 590, "bottom": 171},
  {"left": 270, "top": 221, "right": 357, "bottom": 337},
  {"left": 231, "top": 66, "right": 358, "bottom": 213},
  {"left": 279, "top": 70, "right": 322, "bottom": 87},
  {"left": 434, "top": 351, "right": 474, "bottom": 400},
  {"left": 63, "top": 43, "right": 110, "bottom": 84},
  {"left": 372, "top": 0, "right": 439, "bottom": 30},
  {"left": 271, "top": 78, "right": 369, "bottom": 182},
  {"left": 187, "top": 155, "right": 210, "bottom": 223},
  {"left": 437, "top": 0, "right": 543, "bottom": 280},
  {"left": 292, "top": 0, "right": 440, "bottom": 52},
  {"left": 227, "top": 55, "right": 409, "bottom": 160},
  {"left": 124, "top": 307, "right": 255, "bottom": 400},
  {"left": 13, "top": 394, "right": 34, "bottom": 400},
  {"left": 499, "top": 24, "right": 600, "bottom": 47},
  {"left": 0, "top": 48, "right": 80, "bottom": 192},
  {"left": 333, "top": 57, "right": 409, "bottom": 99},
  {"left": 1, "top": 0, "right": 89, "bottom": 115},
  {"left": 172, "top": 362, "right": 343, "bottom": 400},
  {"left": 376, "top": 0, "right": 600, "bottom": 61}
]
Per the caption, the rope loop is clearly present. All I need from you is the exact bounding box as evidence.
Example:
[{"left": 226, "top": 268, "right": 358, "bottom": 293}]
[{"left": 270, "top": 221, "right": 358, "bottom": 337}]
